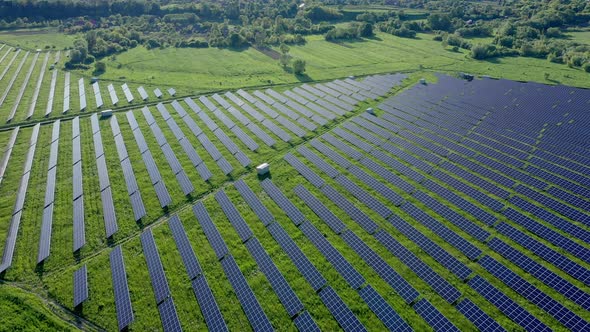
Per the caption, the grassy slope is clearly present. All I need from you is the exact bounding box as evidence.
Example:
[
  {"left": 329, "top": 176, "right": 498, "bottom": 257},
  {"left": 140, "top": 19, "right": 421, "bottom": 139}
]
[{"left": 0, "top": 283, "right": 76, "bottom": 331}]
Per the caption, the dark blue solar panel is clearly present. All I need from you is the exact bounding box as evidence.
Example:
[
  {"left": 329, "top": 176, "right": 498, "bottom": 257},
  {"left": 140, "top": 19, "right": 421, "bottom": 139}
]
[
  {"left": 374, "top": 230, "right": 461, "bottom": 303},
  {"left": 267, "top": 222, "right": 326, "bottom": 291},
  {"left": 456, "top": 299, "right": 505, "bottom": 332},
  {"left": 215, "top": 190, "right": 253, "bottom": 243},
  {"left": 245, "top": 237, "right": 304, "bottom": 317},
  {"left": 359, "top": 285, "right": 411, "bottom": 332},
  {"left": 318, "top": 286, "right": 367, "bottom": 332},
  {"left": 294, "top": 184, "right": 346, "bottom": 234},
  {"left": 110, "top": 246, "right": 134, "bottom": 331},
  {"left": 503, "top": 207, "right": 590, "bottom": 264},
  {"left": 388, "top": 214, "right": 472, "bottom": 280},
  {"left": 309, "top": 139, "right": 352, "bottom": 169},
  {"left": 168, "top": 215, "right": 202, "bottom": 280},
  {"left": 479, "top": 256, "right": 590, "bottom": 331},
  {"left": 192, "top": 202, "right": 229, "bottom": 260},
  {"left": 413, "top": 298, "right": 459, "bottom": 332},
  {"left": 489, "top": 237, "right": 590, "bottom": 311},
  {"left": 334, "top": 174, "right": 393, "bottom": 219},
  {"left": 413, "top": 190, "right": 490, "bottom": 241},
  {"left": 298, "top": 145, "right": 340, "bottom": 178},
  {"left": 73, "top": 265, "right": 88, "bottom": 307},
  {"left": 191, "top": 276, "right": 228, "bottom": 332},
  {"left": 299, "top": 221, "right": 366, "bottom": 289},
  {"left": 320, "top": 184, "right": 379, "bottom": 234},
  {"left": 358, "top": 157, "right": 415, "bottom": 194},
  {"left": 157, "top": 298, "right": 182, "bottom": 332},
  {"left": 400, "top": 202, "right": 482, "bottom": 260},
  {"left": 262, "top": 119, "right": 291, "bottom": 142},
  {"left": 141, "top": 229, "right": 171, "bottom": 304},
  {"left": 293, "top": 311, "right": 320, "bottom": 332},
  {"left": 220, "top": 255, "right": 273, "bottom": 332},
  {"left": 233, "top": 179, "right": 274, "bottom": 226},
  {"left": 260, "top": 179, "right": 306, "bottom": 225},
  {"left": 284, "top": 153, "right": 325, "bottom": 188},
  {"left": 340, "top": 230, "right": 419, "bottom": 304}
]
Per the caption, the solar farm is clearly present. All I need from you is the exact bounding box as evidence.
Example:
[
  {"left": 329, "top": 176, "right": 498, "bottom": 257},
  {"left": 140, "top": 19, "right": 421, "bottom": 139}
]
[{"left": 0, "top": 43, "right": 589, "bottom": 332}]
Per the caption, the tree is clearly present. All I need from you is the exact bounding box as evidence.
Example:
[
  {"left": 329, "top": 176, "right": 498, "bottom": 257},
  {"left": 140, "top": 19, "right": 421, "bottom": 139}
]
[
  {"left": 427, "top": 13, "right": 452, "bottom": 31},
  {"left": 94, "top": 61, "right": 106, "bottom": 73},
  {"left": 292, "top": 59, "right": 306, "bottom": 75},
  {"left": 279, "top": 53, "right": 292, "bottom": 69},
  {"left": 358, "top": 23, "right": 374, "bottom": 37},
  {"left": 280, "top": 43, "right": 290, "bottom": 55},
  {"left": 583, "top": 62, "right": 590, "bottom": 73}
]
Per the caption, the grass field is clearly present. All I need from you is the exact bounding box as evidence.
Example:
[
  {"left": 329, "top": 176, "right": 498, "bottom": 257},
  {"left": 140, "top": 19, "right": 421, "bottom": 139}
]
[{"left": 0, "top": 29, "right": 76, "bottom": 51}]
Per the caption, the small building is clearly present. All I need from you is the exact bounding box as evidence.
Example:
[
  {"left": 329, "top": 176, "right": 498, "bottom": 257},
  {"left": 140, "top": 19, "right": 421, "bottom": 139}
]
[
  {"left": 90, "top": 77, "right": 99, "bottom": 84},
  {"left": 420, "top": 78, "right": 427, "bottom": 85},
  {"left": 256, "top": 163, "right": 270, "bottom": 176},
  {"left": 366, "top": 107, "right": 375, "bottom": 115},
  {"left": 100, "top": 110, "right": 113, "bottom": 118}
]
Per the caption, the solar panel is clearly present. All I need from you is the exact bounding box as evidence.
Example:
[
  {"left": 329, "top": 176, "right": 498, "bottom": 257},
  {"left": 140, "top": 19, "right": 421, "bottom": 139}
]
[
  {"left": 297, "top": 145, "right": 339, "bottom": 178},
  {"left": 413, "top": 298, "right": 459, "bottom": 332},
  {"left": 254, "top": 100, "right": 279, "bottom": 118},
  {"left": 293, "top": 311, "right": 320, "bottom": 332},
  {"left": 246, "top": 123, "right": 276, "bottom": 147},
  {"left": 245, "top": 237, "right": 304, "bottom": 317},
  {"left": 193, "top": 202, "right": 229, "bottom": 259},
  {"left": 158, "top": 298, "right": 182, "bottom": 332},
  {"left": 284, "top": 153, "right": 325, "bottom": 188},
  {"left": 503, "top": 207, "right": 590, "bottom": 263},
  {"left": 233, "top": 179, "right": 274, "bottom": 225},
  {"left": 300, "top": 221, "right": 366, "bottom": 289},
  {"left": 92, "top": 82, "right": 103, "bottom": 108},
  {"left": 309, "top": 139, "right": 352, "bottom": 169},
  {"left": 479, "top": 255, "right": 590, "bottom": 331},
  {"left": 73, "top": 265, "right": 88, "bottom": 307},
  {"left": 276, "top": 116, "right": 306, "bottom": 138},
  {"left": 261, "top": 119, "right": 291, "bottom": 142},
  {"left": 230, "top": 126, "right": 258, "bottom": 151},
  {"left": 122, "top": 83, "right": 134, "bottom": 103},
  {"left": 334, "top": 174, "right": 392, "bottom": 219},
  {"left": 347, "top": 165, "right": 404, "bottom": 206},
  {"left": 154, "top": 180, "right": 172, "bottom": 208},
  {"left": 216, "top": 157, "right": 233, "bottom": 175},
  {"left": 456, "top": 299, "right": 505, "bottom": 332},
  {"left": 413, "top": 191, "right": 490, "bottom": 241},
  {"left": 101, "top": 187, "right": 118, "bottom": 238},
  {"left": 260, "top": 178, "right": 306, "bottom": 225},
  {"left": 198, "top": 134, "right": 222, "bottom": 161},
  {"left": 359, "top": 285, "right": 411, "bottom": 332},
  {"left": 340, "top": 230, "right": 419, "bottom": 304},
  {"left": 388, "top": 214, "right": 472, "bottom": 280},
  {"left": 44, "top": 166, "right": 57, "bottom": 207},
  {"left": 191, "top": 276, "right": 228, "bottom": 332},
  {"left": 322, "top": 133, "right": 363, "bottom": 161},
  {"left": 374, "top": 230, "right": 462, "bottom": 303},
  {"left": 37, "top": 204, "right": 53, "bottom": 263},
  {"left": 129, "top": 191, "right": 146, "bottom": 221},
  {"left": 178, "top": 137, "right": 203, "bottom": 168},
  {"left": 138, "top": 86, "right": 149, "bottom": 100},
  {"left": 294, "top": 185, "right": 346, "bottom": 234},
  {"left": 318, "top": 286, "right": 367, "bottom": 332},
  {"left": 320, "top": 184, "right": 379, "bottom": 234},
  {"left": 168, "top": 215, "right": 202, "bottom": 280},
  {"left": 215, "top": 190, "right": 253, "bottom": 242},
  {"left": 401, "top": 202, "right": 482, "bottom": 260},
  {"left": 73, "top": 196, "right": 85, "bottom": 252},
  {"left": 108, "top": 84, "right": 119, "bottom": 105},
  {"left": 213, "top": 128, "right": 238, "bottom": 154},
  {"left": 212, "top": 93, "right": 232, "bottom": 109},
  {"left": 153, "top": 88, "right": 163, "bottom": 99},
  {"left": 110, "top": 246, "right": 134, "bottom": 331},
  {"left": 196, "top": 163, "right": 213, "bottom": 182},
  {"left": 267, "top": 222, "right": 327, "bottom": 291},
  {"left": 488, "top": 237, "right": 590, "bottom": 310},
  {"left": 141, "top": 229, "right": 171, "bottom": 304},
  {"left": 221, "top": 255, "right": 273, "bottom": 332}
]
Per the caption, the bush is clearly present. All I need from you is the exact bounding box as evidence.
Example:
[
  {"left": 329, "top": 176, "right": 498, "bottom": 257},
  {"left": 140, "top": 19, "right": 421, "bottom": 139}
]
[
  {"left": 583, "top": 62, "right": 590, "bottom": 73},
  {"left": 293, "top": 59, "right": 306, "bottom": 75},
  {"left": 471, "top": 43, "right": 490, "bottom": 59},
  {"left": 94, "top": 61, "right": 106, "bottom": 73}
]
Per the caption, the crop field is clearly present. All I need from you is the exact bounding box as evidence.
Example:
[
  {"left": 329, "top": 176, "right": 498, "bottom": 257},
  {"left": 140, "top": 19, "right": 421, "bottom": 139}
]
[{"left": 0, "top": 58, "right": 588, "bottom": 332}]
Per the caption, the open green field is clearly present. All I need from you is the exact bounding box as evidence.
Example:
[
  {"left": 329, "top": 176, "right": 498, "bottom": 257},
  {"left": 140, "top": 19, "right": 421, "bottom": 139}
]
[
  {"left": 92, "top": 31, "right": 590, "bottom": 96},
  {"left": 0, "top": 29, "right": 76, "bottom": 51}
]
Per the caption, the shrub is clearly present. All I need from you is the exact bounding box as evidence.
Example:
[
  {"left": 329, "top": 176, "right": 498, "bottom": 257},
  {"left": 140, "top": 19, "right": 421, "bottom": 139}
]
[{"left": 583, "top": 62, "right": 590, "bottom": 73}]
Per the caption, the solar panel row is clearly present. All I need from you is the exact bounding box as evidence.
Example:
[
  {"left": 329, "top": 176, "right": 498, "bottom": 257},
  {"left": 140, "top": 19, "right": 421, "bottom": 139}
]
[
  {"left": 91, "top": 114, "right": 118, "bottom": 237},
  {"left": 0, "top": 124, "right": 40, "bottom": 273},
  {"left": 38, "top": 120, "right": 61, "bottom": 263},
  {"left": 110, "top": 246, "right": 134, "bottom": 331}
]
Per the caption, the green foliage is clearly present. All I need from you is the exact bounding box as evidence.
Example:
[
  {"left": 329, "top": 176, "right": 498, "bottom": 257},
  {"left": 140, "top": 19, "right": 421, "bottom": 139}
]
[
  {"left": 583, "top": 62, "right": 590, "bottom": 73},
  {"left": 427, "top": 13, "right": 452, "bottom": 31},
  {"left": 292, "top": 58, "right": 306, "bottom": 75},
  {"left": 94, "top": 61, "right": 106, "bottom": 73},
  {"left": 471, "top": 43, "right": 492, "bottom": 59},
  {"left": 304, "top": 6, "right": 344, "bottom": 22},
  {"left": 358, "top": 23, "right": 374, "bottom": 37}
]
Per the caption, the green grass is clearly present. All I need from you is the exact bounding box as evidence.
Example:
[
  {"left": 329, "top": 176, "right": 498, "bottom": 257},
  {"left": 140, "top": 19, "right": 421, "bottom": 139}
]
[
  {"left": 0, "top": 283, "right": 76, "bottom": 331},
  {"left": 0, "top": 28, "right": 77, "bottom": 51},
  {"left": 565, "top": 29, "right": 590, "bottom": 45}
]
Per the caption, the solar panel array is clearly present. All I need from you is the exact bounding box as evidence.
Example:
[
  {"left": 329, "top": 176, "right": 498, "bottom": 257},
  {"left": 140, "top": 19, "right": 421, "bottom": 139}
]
[
  {"left": 110, "top": 115, "right": 146, "bottom": 220},
  {"left": 127, "top": 111, "right": 172, "bottom": 208},
  {"left": 91, "top": 114, "right": 118, "bottom": 237},
  {"left": 73, "top": 264, "right": 88, "bottom": 307},
  {"left": 37, "top": 120, "right": 60, "bottom": 263},
  {"left": 138, "top": 86, "right": 149, "bottom": 100},
  {"left": 63, "top": 71, "right": 71, "bottom": 113},
  {"left": 0, "top": 124, "right": 40, "bottom": 274},
  {"left": 11, "top": 51, "right": 39, "bottom": 121},
  {"left": 78, "top": 77, "right": 86, "bottom": 111},
  {"left": 2, "top": 51, "right": 30, "bottom": 121},
  {"left": 142, "top": 107, "right": 194, "bottom": 195},
  {"left": 92, "top": 82, "right": 103, "bottom": 108},
  {"left": 122, "top": 83, "right": 134, "bottom": 103},
  {"left": 108, "top": 83, "right": 119, "bottom": 105},
  {"left": 0, "top": 127, "right": 19, "bottom": 186},
  {"left": 110, "top": 245, "right": 134, "bottom": 331}
]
